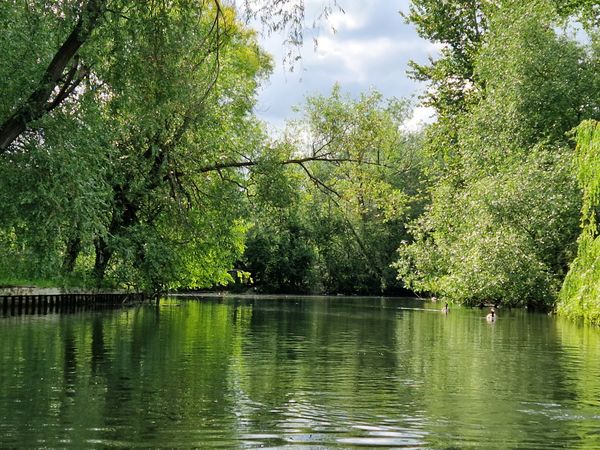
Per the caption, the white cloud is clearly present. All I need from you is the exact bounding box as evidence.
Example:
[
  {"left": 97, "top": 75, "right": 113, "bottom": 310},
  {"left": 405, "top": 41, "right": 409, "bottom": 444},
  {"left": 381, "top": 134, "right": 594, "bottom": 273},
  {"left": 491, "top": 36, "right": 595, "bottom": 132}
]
[
  {"left": 401, "top": 106, "right": 436, "bottom": 132},
  {"left": 314, "top": 36, "right": 398, "bottom": 82},
  {"left": 327, "top": 10, "right": 367, "bottom": 33},
  {"left": 313, "top": 36, "right": 444, "bottom": 83}
]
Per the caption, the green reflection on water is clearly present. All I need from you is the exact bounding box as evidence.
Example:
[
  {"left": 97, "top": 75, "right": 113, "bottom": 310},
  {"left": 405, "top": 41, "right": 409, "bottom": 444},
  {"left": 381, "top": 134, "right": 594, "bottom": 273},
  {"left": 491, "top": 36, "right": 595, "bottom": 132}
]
[{"left": 0, "top": 296, "right": 599, "bottom": 448}]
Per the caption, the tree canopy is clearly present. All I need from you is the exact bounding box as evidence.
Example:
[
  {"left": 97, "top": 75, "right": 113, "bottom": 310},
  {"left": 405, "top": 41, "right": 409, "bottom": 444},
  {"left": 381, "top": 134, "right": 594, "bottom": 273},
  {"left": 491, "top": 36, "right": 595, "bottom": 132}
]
[
  {"left": 396, "top": 0, "right": 599, "bottom": 309},
  {"left": 244, "top": 86, "right": 424, "bottom": 294}
]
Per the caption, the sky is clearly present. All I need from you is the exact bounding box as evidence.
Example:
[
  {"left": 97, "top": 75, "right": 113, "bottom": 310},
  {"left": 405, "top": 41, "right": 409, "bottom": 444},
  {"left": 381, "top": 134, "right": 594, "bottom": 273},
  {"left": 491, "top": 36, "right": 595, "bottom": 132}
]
[{"left": 251, "top": 0, "right": 441, "bottom": 133}]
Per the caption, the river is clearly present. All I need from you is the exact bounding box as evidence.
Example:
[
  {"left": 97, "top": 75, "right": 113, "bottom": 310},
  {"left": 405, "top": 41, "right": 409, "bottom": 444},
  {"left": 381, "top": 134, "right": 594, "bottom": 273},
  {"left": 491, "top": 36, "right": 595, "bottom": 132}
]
[{"left": 1, "top": 295, "right": 599, "bottom": 448}]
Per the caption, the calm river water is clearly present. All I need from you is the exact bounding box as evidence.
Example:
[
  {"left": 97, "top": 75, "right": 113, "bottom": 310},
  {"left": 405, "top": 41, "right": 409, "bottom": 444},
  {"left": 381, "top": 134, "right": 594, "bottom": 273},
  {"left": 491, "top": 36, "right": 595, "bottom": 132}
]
[{"left": 1, "top": 295, "right": 599, "bottom": 448}]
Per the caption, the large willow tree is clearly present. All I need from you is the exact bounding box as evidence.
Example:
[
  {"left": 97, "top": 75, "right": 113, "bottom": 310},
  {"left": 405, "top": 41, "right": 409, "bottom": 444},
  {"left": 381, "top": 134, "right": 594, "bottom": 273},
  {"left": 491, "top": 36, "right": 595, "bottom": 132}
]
[
  {"left": 558, "top": 121, "right": 600, "bottom": 324},
  {"left": 0, "top": 2, "right": 271, "bottom": 291}
]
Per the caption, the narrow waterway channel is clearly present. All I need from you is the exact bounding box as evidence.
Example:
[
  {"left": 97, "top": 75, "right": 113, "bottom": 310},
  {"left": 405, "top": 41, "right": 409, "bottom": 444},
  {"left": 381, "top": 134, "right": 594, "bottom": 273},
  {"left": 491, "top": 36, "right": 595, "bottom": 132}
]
[{"left": 0, "top": 295, "right": 599, "bottom": 448}]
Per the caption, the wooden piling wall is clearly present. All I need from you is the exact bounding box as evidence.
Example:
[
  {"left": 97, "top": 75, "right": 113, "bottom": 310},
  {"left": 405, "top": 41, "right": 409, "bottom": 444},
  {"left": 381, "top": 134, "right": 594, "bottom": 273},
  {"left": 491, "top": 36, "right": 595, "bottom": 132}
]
[{"left": 0, "top": 292, "right": 145, "bottom": 315}]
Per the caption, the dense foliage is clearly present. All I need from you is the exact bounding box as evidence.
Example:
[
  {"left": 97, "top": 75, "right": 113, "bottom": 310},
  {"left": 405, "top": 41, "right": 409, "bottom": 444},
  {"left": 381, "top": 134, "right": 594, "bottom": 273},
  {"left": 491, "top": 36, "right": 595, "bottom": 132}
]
[
  {"left": 396, "top": 0, "right": 598, "bottom": 309},
  {"left": 0, "top": 1, "right": 272, "bottom": 292},
  {"left": 558, "top": 121, "right": 600, "bottom": 324}
]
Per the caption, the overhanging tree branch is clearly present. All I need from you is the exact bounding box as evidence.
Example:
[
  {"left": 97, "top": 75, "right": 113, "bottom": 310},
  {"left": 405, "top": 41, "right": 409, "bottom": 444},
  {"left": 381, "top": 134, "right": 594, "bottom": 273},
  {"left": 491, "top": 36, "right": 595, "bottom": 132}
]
[
  {"left": 0, "top": 0, "right": 106, "bottom": 152},
  {"left": 195, "top": 155, "right": 388, "bottom": 173}
]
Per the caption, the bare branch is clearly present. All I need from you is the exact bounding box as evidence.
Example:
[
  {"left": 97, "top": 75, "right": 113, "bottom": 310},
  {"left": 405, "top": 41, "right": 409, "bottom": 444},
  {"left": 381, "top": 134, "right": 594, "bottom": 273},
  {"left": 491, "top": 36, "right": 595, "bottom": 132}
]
[{"left": 297, "top": 161, "right": 340, "bottom": 197}]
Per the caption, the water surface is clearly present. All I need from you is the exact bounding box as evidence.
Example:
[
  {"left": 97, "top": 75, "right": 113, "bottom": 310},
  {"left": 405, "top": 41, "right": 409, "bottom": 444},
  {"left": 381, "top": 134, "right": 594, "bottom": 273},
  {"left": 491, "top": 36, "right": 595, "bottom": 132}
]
[{"left": 1, "top": 296, "right": 599, "bottom": 448}]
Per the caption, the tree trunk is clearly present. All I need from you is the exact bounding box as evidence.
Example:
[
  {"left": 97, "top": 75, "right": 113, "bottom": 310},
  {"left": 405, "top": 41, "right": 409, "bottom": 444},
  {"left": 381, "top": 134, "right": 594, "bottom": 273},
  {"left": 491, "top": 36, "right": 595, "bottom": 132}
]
[
  {"left": 63, "top": 236, "right": 82, "bottom": 273},
  {"left": 92, "top": 183, "right": 140, "bottom": 281},
  {"left": 93, "top": 236, "right": 112, "bottom": 282}
]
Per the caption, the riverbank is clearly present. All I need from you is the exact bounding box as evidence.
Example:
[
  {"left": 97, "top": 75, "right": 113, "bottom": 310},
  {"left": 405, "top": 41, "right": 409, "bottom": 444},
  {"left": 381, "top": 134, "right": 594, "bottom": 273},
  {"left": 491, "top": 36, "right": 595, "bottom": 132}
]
[{"left": 169, "top": 291, "right": 423, "bottom": 301}]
